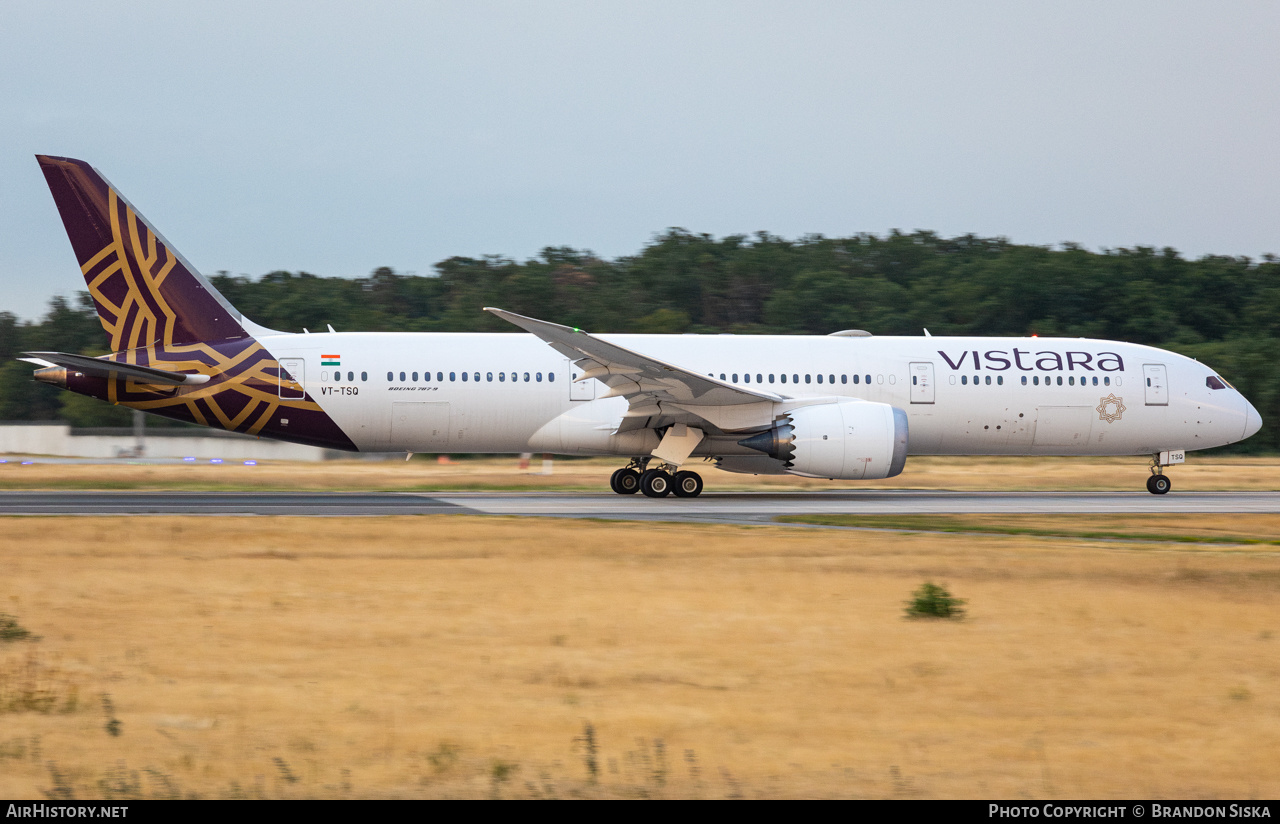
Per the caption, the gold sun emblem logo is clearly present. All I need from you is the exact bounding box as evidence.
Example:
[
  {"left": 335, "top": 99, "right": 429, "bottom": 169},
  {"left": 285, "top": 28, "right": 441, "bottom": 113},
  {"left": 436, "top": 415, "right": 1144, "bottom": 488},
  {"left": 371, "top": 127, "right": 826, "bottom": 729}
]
[{"left": 1096, "top": 394, "right": 1126, "bottom": 423}]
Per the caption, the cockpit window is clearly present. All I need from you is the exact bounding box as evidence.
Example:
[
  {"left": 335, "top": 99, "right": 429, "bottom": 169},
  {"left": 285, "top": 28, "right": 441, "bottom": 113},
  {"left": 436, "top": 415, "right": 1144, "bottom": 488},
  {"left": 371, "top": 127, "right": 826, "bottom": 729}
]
[{"left": 1206, "top": 375, "right": 1227, "bottom": 390}]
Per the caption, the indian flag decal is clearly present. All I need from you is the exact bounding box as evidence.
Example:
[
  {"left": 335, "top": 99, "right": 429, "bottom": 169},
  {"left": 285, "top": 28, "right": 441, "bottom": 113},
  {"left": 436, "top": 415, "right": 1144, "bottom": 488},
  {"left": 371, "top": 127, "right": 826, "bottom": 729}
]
[{"left": 321, "top": 355, "right": 341, "bottom": 366}]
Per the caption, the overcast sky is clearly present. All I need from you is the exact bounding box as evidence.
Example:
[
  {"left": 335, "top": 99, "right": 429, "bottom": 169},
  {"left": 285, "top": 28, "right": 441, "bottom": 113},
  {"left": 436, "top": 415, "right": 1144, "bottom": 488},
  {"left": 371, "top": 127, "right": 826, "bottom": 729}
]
[{"left": 3, "top": 1, "right": 1277, "bottom": 321}]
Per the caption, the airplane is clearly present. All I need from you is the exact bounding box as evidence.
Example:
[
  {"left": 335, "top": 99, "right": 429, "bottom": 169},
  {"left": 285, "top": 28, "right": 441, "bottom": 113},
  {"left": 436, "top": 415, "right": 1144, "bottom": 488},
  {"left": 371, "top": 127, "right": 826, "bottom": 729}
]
[{"left": 23, "top": 155, "right": 1262, "bottom": 497}]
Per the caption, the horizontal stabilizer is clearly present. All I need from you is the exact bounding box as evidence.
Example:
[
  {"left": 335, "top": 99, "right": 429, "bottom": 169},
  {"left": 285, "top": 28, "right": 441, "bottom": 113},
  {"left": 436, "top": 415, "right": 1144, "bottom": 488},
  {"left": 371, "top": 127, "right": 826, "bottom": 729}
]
[{"left": 21, "top": 351, "right": 210, "bottom": 386}]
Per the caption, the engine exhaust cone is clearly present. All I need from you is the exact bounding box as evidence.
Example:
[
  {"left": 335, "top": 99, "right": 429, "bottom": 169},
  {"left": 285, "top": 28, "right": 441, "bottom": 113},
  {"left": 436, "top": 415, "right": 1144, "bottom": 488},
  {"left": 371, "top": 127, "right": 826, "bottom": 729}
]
[{"left": 738, "top": 430, "right": 776, "bottom": 455}]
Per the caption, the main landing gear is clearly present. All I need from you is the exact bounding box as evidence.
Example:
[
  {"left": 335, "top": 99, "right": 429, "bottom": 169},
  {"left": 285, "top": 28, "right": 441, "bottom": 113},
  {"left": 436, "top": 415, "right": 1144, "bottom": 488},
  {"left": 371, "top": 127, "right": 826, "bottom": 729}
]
[
  {"left": 609, "top": 458, "right": 704, "bottom": 498},
  {"left": 1146, "top": 457, "right": 1172, "bottom": 495}
]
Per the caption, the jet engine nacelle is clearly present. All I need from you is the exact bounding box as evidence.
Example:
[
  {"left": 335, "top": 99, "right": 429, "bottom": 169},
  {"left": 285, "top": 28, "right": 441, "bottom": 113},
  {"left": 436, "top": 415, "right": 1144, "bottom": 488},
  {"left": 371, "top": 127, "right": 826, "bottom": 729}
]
[{"left": 738, "top": 401, "right": 908, "bottom": 480}]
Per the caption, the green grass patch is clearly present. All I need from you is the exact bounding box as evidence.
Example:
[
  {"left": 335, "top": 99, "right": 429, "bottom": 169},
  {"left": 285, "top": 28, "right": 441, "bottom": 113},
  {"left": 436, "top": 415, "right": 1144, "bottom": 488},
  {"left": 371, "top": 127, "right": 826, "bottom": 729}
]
[{"left": 776, "top": 514, "right": 1280, "bottom": 546}]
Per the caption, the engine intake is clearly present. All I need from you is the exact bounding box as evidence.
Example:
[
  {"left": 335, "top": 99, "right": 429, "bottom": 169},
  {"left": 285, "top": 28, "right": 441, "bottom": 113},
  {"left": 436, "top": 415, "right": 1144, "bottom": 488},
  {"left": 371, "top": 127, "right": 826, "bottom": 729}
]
[{"left": 738, "top": 401, "right": 908, "bottom": 480}]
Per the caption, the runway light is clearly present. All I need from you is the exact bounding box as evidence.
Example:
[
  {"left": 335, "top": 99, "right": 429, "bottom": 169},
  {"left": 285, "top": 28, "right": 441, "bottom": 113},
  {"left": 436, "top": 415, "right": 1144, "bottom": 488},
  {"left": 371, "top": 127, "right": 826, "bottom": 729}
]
[
  {"left": 183, "top": 456, "right": 196, "bottom": 461},
  {"left": 243, "top": 460, "right": 257, "bottom": 466},
  {"left": 21, "top": 461, "right": 33, "bottom": 465},
  {"left": 210, "top": 458, "right": 223, "bottom": 464}
]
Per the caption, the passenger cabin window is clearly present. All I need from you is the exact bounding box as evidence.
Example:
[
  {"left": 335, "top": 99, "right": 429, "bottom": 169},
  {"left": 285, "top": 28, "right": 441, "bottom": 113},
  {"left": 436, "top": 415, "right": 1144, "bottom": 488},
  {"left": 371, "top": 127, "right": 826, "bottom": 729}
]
[
  {"left": 361, "top": 372, "right": 367, "bottom": 381},
  {"left": 387, "top": 371, "right": 393, "bottom": 381},
  {"left": 841, "top": 375, "right": 847, "bottom": 384},
  {"left": 1021, "top": 376, "right": 1027, "bottom": 385}
]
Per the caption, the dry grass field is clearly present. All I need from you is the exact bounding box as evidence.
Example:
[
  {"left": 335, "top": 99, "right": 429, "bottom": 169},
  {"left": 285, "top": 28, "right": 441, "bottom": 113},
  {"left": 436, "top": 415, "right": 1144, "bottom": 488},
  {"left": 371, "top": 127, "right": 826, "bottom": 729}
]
[
  {"left": 1, "top": 453, "right": 1279, "bottom": 492},
  {"left": 2, "top": 513, "right": 1278, "bottom": 798}
]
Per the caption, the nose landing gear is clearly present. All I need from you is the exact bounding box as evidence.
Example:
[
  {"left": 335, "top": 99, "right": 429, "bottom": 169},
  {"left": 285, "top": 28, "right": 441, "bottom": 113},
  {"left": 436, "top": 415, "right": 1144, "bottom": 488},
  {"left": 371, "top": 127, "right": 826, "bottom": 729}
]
[{"left": 1147, "top": 455, "right": 1172, "bottom": 495}]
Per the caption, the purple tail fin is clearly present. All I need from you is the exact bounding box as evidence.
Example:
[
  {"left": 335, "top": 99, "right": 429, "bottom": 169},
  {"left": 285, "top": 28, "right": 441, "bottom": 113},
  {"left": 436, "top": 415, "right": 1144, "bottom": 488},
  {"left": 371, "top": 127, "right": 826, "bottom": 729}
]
[{"left": 36, "top": 155, "right": 251, "bottom": 350}]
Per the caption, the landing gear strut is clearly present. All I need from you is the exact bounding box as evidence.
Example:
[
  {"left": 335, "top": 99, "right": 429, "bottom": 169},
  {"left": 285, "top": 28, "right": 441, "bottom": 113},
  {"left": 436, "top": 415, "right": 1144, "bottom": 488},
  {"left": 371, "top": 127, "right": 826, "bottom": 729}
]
[{"left": 1147, "top": 457, "right": 1172, "bottom": 495}]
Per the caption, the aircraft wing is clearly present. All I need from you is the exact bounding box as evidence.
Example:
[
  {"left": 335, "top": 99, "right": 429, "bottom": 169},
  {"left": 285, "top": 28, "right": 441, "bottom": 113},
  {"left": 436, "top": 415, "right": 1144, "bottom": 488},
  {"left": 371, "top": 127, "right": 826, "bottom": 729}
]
[
  {"left": 485, "top": 308, "right": 783, "bottom": 432},
  {"left": 21, "top": 351, "right": 210, "bottom": 386}
]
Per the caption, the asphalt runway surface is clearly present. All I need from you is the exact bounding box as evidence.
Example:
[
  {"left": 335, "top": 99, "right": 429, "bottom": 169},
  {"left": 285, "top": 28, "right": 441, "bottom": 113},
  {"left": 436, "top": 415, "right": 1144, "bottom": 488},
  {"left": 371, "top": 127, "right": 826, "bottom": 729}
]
[{"left": 2, "top": 490, "right": 1279, "bottom": 524}]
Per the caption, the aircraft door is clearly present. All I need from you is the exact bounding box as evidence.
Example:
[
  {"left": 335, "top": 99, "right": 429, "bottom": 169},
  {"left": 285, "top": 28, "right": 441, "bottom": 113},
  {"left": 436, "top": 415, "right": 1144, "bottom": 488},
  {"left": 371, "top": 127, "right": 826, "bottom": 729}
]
[
  {"left": 909, "top": 362, "right": 935, "bottom": 404},
  {"left": 1143, "top": 364, "right": 1169, "bottom": 406},
  {"left": 278, "top": 358, "right": 305, "bottom": 400},
  {"left": 568, "top": 360, "right": 595, "bottom": 401}
]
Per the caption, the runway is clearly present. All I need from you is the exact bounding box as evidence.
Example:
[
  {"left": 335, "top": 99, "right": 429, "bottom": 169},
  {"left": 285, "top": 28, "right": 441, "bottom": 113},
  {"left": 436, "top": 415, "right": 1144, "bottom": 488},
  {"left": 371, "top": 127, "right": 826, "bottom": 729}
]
[{"left": 1, "top": 489, "right": 1279, "bottom": 523}]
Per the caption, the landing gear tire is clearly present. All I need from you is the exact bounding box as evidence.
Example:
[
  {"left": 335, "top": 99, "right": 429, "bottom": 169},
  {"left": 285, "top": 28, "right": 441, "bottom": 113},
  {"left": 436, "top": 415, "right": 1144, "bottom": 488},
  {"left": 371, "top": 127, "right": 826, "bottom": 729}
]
[
  {"left": 1147, "top": 474, "right": 1171, "bottom": 495},
  {"left": 640, "top": 469, "right": 673, "bottom": 498},
  {"left": 610, "top": 468, "right": 641, "bottom": 495},
  {"left": 672, "top": 470, "right": 704, "bottom": 498}
]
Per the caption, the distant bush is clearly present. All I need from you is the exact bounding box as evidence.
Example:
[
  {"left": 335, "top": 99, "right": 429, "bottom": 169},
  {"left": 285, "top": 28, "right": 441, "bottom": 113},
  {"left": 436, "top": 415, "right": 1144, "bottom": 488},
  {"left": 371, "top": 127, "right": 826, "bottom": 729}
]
[
  {"left": 0, "top": 614, "right": 36, "bottom": 643},
  {"left": 904, "top": 582, "right": 966, "bottom": 620}
]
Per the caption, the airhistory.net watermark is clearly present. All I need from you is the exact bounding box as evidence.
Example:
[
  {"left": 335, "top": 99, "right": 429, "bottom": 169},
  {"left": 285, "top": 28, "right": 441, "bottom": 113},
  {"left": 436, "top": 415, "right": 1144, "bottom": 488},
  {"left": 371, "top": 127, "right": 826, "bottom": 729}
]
[{"left": 6, "top": 806, "right": 128, "bottom": 818}]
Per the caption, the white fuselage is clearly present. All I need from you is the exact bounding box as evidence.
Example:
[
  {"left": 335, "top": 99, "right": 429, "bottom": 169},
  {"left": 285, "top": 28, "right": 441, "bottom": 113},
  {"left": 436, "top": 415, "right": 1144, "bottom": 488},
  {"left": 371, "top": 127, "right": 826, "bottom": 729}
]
[{"left": 260, "top": 331, "right": 1260, "bottom": 457}]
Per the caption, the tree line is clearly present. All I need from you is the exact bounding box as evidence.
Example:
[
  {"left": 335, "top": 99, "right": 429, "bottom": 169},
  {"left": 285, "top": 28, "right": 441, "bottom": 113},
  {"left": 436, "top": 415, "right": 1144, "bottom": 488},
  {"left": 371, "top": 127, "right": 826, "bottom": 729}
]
[{"left": 3, "top": 229, "right": 1277, "bottom": 450}]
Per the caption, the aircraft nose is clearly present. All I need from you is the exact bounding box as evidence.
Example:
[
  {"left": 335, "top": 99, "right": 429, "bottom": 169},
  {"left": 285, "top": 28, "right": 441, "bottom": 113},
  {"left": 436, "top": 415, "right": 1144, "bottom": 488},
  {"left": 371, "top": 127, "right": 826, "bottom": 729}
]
[{"left": 1244, "top": 400, "right": 1263, "bottom": 440}]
